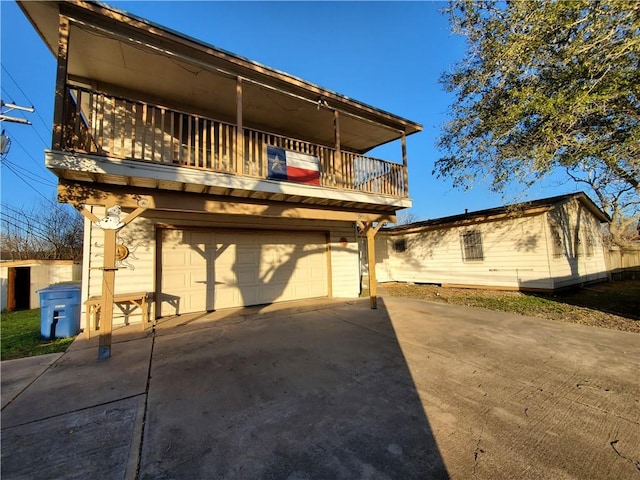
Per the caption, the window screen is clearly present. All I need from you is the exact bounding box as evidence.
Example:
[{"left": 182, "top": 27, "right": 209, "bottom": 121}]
[
  {"left": 461, "top": 230, "right": 484, "bottom": 261},
  {"left": 550, "top": 224, "right": 565, "bottom": 258},
  {"left": 393, "top": 238, "right": 407, "bottom": 253}
]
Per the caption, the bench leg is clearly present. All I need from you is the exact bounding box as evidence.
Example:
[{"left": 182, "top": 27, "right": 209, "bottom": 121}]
[
  {"left": 142, "top": 299, "right": 148, "bottom": 331},
  {"left": 85, "top": 309, "right": 91, "bottom": 339}
]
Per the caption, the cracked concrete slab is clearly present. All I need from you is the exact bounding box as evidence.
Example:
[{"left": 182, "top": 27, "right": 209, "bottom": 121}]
[
  {"left": 1, "top": 296, "right": 638, "bottom": 479},
  {"left": 2, "top": 395, "right": 144, "bottom": 480},
  {"left": 1, "top": 352, "right": 63, "bottom": 409},
  {"left": 1, "top": 330, "right": 153, "bottom": 429}
]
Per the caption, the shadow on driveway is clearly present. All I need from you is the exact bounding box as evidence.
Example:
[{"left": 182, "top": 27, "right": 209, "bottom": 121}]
[
  {"left": 142, "top": 297, "right": 448, "bottom": 478},
  {"left": 1, "top": 298, "right": 449, "bottom": 479},
  {"left": 4, "top": 295, "right": 639, "bottom": 479}
]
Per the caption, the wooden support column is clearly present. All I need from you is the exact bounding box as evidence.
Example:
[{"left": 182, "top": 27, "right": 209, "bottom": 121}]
[
  {"left": 77, "top": 202, "right": 148, "bottom": 359},
  {"left": 52, "top": 15, "right": 70, "bottom": 150},
  {"left": 99, "top": 228, "right": 117, "bottom": 359},
  {"left": 401, "top": 132, "right": 408, "bottom": 197},
  {"left": 334, "top": 110, "right": 343, "bottom": 188},
  {"left": 357, "top": 220, "right": 386, "bottom": 309},
  {"left": 236, "top": 77, "right": 244, "bottom": 175}
]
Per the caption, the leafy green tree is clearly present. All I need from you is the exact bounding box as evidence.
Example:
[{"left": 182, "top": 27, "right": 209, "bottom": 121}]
[{"left": 436, "top": 0, "right": 639, "bottom": 248}]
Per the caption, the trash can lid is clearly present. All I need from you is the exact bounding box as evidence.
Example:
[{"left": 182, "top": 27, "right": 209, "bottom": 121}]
[{"left": 37, "top": 284, "right": 82, "bottom": 293}]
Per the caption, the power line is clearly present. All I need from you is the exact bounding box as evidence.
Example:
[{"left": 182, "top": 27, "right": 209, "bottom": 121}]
[
  {"left": 1, "top": 86, "right": 50, "bottom": 148},
  {"left": 2, "top": 160, "right": 56, "bottom": 206},
  {"left": 1, "top": 158, "right": 56, "bottom": 186},
  {"left": 2, "top": 203, "right": 60, "bottom": 229},
  {"left": 0, "top": 210, "right": 50, "bottom": 239},
  {"left": 0, "top": 212, "right": 50, "bottom": 243},
  {"left": 3, "top": 126, "right": 53, "bottom": 176},
  {"left": 1, "top": 64, "right": 50, "bottom": 130}
]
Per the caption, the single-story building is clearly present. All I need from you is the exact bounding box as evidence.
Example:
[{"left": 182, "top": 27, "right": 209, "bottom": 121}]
[
  {"left": 374, "top": 192, "right": 610, "bottom": 292},
  {"left": 0, "top": 259, "right": 81, "bottom": 311}
]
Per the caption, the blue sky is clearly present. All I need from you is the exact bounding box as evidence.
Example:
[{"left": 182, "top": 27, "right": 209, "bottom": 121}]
[{"left": 1, "top": 0, "right": 578, "bottom": 221}]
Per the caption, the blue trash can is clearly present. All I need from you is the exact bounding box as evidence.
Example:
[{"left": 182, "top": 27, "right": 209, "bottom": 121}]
[{"left": 38, "top": 284, "right": 82, "bottom": 339}]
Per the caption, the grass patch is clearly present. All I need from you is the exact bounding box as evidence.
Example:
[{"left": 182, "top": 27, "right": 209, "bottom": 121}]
[
  {"left": 378, "top": 280, "right": 640, "bottom": 333},
  {"left": 1, "top": 309, "right": 75, "bottom": 361}
]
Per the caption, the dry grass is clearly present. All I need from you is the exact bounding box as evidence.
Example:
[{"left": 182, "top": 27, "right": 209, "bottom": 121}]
[{"left": 377, "top": 280, "right": 640, "bottom": 334}]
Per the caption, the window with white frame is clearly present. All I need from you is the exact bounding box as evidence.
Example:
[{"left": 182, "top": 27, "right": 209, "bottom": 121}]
[{"left": 461, "top": 230, "right": 484, "bottom": 261}]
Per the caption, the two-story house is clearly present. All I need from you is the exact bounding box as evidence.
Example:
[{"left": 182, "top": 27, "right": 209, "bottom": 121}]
[{"left": 19, "top": 0, "right": 421, "bottom": 356}]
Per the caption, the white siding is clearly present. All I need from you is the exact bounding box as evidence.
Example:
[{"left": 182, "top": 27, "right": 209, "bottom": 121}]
[
  {"left": 378, "top": 214, "right": 557, "bottom": 290},
  {"left": 83, "top": 209, "right": 360, "bottom": 325},
  {"left": 0, "top": 267, "right": 7, "bottom": 311},
  {"left": 544, "top": 200, "right": 608, "bottom": 289},
  {"left": 1, "top": 261, "right": 80, "bottom": 310},
  {"left": 85, "top": 206, "right": 156, "bottom": 326},
  {"left": 328, "top": 225, "right": 360, "bottom": 298},
  {"left": 377, "top": 200, "right": 609, "bottom": 291}
]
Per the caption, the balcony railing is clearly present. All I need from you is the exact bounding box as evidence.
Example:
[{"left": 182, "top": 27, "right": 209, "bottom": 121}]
[{"left": 61, "top": 85, "right": 407, "bottom": 198}]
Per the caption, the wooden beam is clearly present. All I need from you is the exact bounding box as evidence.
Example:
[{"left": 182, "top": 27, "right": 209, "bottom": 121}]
[
  {"left": 122, "top": 203, "right": 148, "bottom": 225},
  {"left": 58, "top": 180, "right": 396, "bottom": 224},
  {"left": 401, "top": 132, "right": 408, "bottom": 197},
  {"left": 80, "top": 199, "right": 147, "bottom": 359},
  {"left": 334, "top": 110, "right": 342, "bottom": 188},
  {"left": 366, "top": 226, "right": 378, "bottom": 309},
  {"left": 236, "top": 77, "right": 244, "bottom": 175},
  {"left": 52, "top": 15, "right": 70, "bottom": 150},
  {"left": 76, "top": 206, "right": 101, "bottom": 223},
  {"left": 98, "top": 228, "right": 117, "bottom": 360},
  {"left": 363, "top": 220, "right": 386, "bottom": 309},
  {"left": 373, "top": 221, "right": 386, "bottom": 235}
]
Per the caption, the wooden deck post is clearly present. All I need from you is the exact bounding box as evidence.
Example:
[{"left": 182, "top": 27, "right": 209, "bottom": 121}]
[
  {"left": 236, "top": 77, "right": 244, "bottom": 175},
  {"left": 77, "top": 202, "right": 148, "bottom": 359},
  {"left": 52, "top": 14, "right": 70, "bottom": 150},
  {"left": 334, "top": 110, "right": 342, "bottom": 188},
  {"left": 358, "top": 220, "right": 386, "bottom": 309},
  {"left": 99, "top": 228, "right": 117, "bottom": 359},
  {"left": 401, "top": 132, "right": 408, "bottom": 197}
]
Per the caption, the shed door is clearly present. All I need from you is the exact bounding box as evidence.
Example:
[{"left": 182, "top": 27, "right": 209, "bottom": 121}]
[{"left": 159, "top": 230, "right": 328, "bottom": 316}]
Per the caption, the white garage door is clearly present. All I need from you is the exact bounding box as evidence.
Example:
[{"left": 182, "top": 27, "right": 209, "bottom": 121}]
[{"left": 160, "top": 229, "right": 328, "bottom": 316}]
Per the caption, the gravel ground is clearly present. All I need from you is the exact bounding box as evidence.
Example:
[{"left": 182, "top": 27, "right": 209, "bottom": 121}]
[{"left": 377, "top": 280, "right": 640, "bottom": 334}]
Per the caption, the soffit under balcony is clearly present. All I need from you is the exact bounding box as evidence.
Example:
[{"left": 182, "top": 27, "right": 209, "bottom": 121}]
[
  {"left": 19, "top": 0, "right": 422, "bottom": 154},
  {"left": 46, "top": 151, "right": 410, "bottom": 220}
]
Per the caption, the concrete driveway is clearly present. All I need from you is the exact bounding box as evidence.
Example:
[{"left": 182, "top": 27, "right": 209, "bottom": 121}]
[{"left": 2, "top": 296, "right": 639, "bottom": 479}]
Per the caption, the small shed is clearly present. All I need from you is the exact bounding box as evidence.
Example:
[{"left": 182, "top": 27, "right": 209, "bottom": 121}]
[
  {"left": 0, "top": 260, "right": 81, "bottom": 311},
  {"left": 374, "top": 193, "right": 610, "bottom": 292}
]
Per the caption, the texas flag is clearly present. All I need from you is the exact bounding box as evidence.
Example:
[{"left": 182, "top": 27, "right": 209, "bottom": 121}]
[{"left": 267, "top": 146, "right": 320, "bottom": 186}]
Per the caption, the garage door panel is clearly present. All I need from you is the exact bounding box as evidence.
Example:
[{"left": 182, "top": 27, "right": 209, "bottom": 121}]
[
  {"left": 235, "top": 265, "right": 260, "bottom": 285},
  {"left": 161, "top": 229, "right": 328, "bottom": 315}
]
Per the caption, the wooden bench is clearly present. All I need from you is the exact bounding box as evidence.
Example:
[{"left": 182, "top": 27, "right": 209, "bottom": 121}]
[{"left": 85, "top": 291, "right": 154, "bottom": 339}]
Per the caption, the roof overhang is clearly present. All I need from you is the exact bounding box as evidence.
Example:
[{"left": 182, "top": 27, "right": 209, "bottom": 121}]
[
  {"left": 18, "top": 0, "right": 422, "bottom": 154},
  {"left": 383, "top": 192, "right": 610, "bottom": 235}
]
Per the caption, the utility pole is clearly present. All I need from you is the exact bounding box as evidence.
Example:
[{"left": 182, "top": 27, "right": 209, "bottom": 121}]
[
  {"left": 0, "top": 99, "right": 34, "bottom": 124},
  {"left": 0, "top": 100, "right": 36, "bottom": 158}
]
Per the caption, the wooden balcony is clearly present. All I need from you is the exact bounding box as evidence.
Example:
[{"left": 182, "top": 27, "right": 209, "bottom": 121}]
[{"left": 59, "top": 85, "right": 408, "bottom": 202}]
